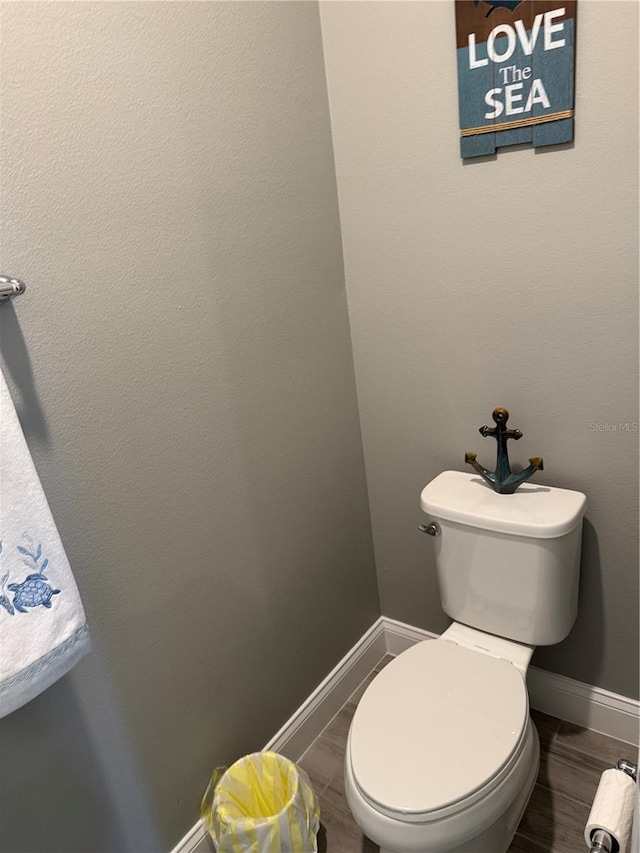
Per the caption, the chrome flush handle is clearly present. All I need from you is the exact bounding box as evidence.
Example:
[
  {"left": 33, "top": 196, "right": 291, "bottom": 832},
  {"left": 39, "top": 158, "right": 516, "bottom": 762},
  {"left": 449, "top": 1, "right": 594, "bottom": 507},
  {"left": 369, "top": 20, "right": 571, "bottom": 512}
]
[{"left": 418, "top": 522, "right": 440, "bottom": 536}]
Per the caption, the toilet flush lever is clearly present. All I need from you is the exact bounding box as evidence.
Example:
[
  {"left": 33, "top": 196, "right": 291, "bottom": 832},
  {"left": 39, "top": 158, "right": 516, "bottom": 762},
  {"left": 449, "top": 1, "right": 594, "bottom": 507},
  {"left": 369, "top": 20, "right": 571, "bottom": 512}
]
[{"left": 418, "top": 522, "right": 440, "bottom": 536}]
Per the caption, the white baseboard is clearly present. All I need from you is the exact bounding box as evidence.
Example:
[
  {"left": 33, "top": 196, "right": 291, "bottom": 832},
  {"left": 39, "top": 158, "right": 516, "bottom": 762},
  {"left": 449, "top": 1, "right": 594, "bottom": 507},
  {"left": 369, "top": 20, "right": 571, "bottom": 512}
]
[
  {"left": 382, "top": 615, "right": 439, "bottom": 654},
  {"left": 171, "top": 616, "right": 639, "bottom": 853},
  {"left": 170, "top": 821, "right": 212, "bottom": 853},
  {"left": 527, "top": 666, "right": 640, "bottom": 746}
]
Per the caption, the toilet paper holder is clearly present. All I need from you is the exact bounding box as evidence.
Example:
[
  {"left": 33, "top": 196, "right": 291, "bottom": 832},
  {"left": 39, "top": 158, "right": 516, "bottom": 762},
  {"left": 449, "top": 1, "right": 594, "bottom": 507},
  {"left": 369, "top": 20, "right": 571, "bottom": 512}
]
[
  {"left": 615, "top": 759, "right": 637, "bottom": 784},
  {"left": 587, "top": 759, "right": 637, "bottom": 853}
]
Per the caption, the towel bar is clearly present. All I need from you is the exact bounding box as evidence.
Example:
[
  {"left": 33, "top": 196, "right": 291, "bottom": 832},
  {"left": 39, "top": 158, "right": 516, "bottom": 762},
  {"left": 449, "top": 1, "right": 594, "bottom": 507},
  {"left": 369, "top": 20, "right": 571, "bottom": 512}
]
[{"left": 0, "top": 275, "right": 26, "bottom": 303}]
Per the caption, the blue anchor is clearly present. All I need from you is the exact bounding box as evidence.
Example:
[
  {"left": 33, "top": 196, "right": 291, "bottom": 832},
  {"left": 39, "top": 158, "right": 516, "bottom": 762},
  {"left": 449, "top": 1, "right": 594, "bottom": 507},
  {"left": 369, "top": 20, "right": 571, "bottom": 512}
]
[{"left": 465, "top": 407, "right": 543, "bottom": 494}]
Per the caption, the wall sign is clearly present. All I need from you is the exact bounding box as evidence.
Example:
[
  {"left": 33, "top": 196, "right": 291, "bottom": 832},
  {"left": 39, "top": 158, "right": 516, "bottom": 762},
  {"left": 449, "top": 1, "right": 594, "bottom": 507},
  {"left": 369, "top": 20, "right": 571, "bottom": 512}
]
[{"left": 455, "top": 0, "right": 577, "bottom": 158}]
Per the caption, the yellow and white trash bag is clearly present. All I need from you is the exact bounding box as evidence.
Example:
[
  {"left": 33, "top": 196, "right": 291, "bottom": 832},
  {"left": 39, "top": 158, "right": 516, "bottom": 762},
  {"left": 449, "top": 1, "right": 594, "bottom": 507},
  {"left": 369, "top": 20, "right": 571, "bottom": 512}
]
[{"left": 201, "top": 751, "right": 320, "bottom": 852}]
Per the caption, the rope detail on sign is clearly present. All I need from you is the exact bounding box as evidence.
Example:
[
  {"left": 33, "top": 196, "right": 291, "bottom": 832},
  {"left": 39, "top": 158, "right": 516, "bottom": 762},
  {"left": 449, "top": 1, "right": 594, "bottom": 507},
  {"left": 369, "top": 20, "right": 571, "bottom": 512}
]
[{"left": 460, "top": 110, "right": 575, "bottom": 137}]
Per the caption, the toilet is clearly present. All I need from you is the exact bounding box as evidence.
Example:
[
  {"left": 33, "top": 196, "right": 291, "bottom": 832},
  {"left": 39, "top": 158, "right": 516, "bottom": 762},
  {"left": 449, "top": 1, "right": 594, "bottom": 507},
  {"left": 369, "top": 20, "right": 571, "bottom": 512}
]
[{"left": 344, "top": 470, "right": 587, "bottom": 853}]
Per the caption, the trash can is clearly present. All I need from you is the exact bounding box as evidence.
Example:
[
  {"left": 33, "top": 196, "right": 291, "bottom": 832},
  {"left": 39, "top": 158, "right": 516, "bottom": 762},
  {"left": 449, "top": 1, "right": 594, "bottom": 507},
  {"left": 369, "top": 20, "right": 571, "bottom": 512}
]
[{"left": 201, "top": 751, "right": 320, "bottom": 852}]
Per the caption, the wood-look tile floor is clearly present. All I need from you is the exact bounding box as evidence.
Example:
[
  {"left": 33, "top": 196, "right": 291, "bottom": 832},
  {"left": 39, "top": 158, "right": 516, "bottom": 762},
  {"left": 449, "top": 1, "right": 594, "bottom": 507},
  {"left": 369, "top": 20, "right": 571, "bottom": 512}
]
[{"left": 299, "top": 655, "right": 638, "bottom": 853}]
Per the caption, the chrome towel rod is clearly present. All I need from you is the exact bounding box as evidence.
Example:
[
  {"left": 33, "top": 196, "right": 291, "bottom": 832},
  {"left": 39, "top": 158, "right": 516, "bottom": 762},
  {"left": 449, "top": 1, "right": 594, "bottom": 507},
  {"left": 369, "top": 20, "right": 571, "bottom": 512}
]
[{"left": 0, "top": 275, "right": 26, "bottom": 303}]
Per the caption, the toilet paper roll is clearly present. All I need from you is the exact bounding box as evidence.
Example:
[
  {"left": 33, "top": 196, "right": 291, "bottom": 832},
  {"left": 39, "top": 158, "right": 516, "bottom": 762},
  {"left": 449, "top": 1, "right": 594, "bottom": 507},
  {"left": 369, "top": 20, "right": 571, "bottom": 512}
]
[{"left": 584, "top": 769, "right": 636, "bottom": 853}]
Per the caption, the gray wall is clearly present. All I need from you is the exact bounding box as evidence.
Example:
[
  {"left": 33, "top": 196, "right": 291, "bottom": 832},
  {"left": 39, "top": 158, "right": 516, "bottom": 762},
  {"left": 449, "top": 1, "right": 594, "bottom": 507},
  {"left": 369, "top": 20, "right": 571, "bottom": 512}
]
[
  {"left": 0, "top": 3, "right": 378, "bottom": 850},
  {"left": 1, "top": 2, "right": 638, "bottom": 851},
  {"left": 320, "top": 1, "right": 639, "bottom": 699}
]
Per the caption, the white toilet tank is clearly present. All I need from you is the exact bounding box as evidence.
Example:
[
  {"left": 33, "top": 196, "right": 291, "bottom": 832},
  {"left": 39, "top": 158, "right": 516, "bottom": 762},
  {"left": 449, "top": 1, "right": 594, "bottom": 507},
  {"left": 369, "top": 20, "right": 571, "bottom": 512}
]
[{"left": 421, "top": 471, "right": 587, "bottom": 646}]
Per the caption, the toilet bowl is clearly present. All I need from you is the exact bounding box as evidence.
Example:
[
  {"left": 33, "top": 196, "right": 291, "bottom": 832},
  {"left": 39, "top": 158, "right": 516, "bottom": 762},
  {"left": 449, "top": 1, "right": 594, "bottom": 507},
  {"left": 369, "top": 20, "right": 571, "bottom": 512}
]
[
  {"left": 344, "top": 631, "right": 539, "bottom": 853},
  {"left": 343, "top": 470, "right": 586, "bottom": 853}
]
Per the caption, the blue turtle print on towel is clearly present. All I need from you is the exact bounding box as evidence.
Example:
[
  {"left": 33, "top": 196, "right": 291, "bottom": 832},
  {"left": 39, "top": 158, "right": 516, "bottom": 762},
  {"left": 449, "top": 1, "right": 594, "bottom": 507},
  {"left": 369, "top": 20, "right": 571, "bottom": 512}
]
[
  {"left": 0, "top": 534, "right": 61, "bottom": 615},
  {"left": 8, "top": 575, "right": 61, "bottom": 613}
]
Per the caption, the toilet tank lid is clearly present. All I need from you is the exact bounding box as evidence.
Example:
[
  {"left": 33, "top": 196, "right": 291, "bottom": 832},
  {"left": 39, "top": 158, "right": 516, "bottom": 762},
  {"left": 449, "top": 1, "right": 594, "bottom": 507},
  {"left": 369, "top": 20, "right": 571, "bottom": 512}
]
[{"left": 421, "top": 471, "right": 587, "bottom": 538}]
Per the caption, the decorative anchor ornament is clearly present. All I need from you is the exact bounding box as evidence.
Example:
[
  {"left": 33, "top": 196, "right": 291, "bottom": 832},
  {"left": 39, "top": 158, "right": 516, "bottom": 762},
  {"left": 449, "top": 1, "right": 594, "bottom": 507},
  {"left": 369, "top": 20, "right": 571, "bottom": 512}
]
[{"left": 465, "top": 407, "right": 543, "bottom": 494}]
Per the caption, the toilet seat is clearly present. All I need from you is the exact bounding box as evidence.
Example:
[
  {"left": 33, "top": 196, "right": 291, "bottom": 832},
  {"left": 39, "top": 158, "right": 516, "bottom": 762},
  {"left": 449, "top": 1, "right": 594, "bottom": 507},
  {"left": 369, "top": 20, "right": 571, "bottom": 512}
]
[{"left": 349, "top": 640, "right": 528, "bottom": 823}]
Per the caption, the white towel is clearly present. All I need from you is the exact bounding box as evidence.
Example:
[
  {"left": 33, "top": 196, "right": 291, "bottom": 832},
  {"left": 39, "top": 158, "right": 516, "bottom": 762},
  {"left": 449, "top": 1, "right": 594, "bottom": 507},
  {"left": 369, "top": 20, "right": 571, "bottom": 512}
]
[{"left": 0, "top": 369, "right": 89, "bottom": 717}]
